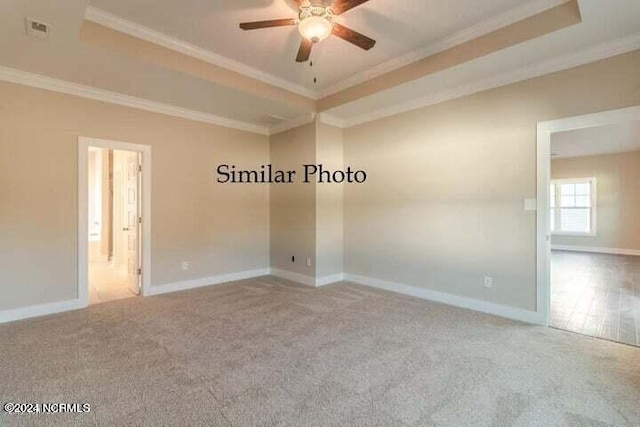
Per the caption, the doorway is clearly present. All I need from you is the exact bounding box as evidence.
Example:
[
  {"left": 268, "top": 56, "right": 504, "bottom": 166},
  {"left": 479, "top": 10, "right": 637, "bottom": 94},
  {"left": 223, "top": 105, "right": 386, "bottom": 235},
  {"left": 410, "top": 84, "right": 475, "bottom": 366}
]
[
  {"left": 79, "top": 137, "right": 151, "bottom": 307},
  {"left": 537, "top": 106, "right": 640, "bottom": 347}
]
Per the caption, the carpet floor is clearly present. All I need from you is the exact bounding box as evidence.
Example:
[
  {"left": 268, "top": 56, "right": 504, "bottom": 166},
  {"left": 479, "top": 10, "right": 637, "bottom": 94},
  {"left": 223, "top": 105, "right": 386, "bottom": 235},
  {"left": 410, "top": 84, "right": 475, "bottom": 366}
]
[{"left": 1, "top": 276, "right": 639, "bottom": 426}]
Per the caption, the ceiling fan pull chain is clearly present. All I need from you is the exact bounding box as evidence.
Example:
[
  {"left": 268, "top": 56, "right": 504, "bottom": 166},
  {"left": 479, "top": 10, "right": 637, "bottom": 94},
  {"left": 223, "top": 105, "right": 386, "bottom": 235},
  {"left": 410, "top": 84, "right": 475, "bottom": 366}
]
[{"left": 310, "top": 59, "right": 318, "bottom": 85}]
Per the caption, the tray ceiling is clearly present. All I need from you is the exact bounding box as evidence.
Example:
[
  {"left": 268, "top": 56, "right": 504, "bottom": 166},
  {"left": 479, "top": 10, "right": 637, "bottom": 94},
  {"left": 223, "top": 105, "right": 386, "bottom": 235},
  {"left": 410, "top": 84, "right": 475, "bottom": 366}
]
[{"left": 88, "top": 0, "right": 538, "bottom": 91}]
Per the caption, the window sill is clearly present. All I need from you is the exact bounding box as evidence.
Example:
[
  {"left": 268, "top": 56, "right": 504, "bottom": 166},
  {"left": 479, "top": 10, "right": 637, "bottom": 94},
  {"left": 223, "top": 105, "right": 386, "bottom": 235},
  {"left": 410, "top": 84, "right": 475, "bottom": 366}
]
[{"left": 552, "top": 232, "right": 596, "bottom": 237}]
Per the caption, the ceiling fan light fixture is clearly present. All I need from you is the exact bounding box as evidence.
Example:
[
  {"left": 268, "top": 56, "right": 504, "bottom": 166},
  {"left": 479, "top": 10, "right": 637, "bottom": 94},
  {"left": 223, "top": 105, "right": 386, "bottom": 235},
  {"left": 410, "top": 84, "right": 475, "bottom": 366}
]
[{"left": 298, "top": 6, "right": 333, "bottom": 43}]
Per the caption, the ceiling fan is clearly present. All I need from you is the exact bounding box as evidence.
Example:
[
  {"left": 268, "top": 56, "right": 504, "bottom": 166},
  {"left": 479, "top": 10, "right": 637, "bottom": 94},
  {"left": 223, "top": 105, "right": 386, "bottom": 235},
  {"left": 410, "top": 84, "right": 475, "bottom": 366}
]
[{"left": 239, "top": 0, "right": 375, "bottom": 63}]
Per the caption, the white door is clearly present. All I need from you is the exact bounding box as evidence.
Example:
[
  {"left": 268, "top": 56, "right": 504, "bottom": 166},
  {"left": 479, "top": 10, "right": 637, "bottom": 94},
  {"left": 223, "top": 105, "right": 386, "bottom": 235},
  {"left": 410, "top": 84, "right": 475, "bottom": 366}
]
[{"left": 124, "top": 151, "right": 142, "bottom": 295}]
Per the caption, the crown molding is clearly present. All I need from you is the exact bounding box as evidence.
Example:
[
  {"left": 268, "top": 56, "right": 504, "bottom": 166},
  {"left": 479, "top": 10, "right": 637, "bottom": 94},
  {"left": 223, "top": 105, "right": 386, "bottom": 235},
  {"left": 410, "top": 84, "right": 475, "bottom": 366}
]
[
  {"left": 337, "top": 33, "right": 640, "bottom": 128},
  {"left": 319, "top": 0, "right": 570, "bottom": 98},
  {"left": 268, "top": 113, "right": 345, "bottom": 135},
  {"left": 84, "top": 6, "right": 319, "bottom": 100},
  {"left": 317, "top": 113, "right": 345, "bottom": 128},
  {"left": 85, "top": 2, "right": 572, "bottom": 103},
  {"left": 0, "top": 66, "right": 270, "bottom": 135},
  {"left": 268, "top": 113, "right": 317, "bottom": 135}
]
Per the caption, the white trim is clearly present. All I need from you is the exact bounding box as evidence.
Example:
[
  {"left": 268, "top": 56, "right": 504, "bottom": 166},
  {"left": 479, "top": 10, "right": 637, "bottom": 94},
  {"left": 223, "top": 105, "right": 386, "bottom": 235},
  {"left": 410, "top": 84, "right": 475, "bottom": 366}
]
[
  {"left": 344, "top": 274, "right": 544, "bottom": 325},
  {"left": 269, "top": 269, "right": 343, "bottom": 287},
  {"left": 270, "top": 268, "right": 317, "bottom": 287},
  {"left": 539, "top": 105, "right": 640, "bottom": 133},
  {"left": 3, "top": 35, "right": 637, "bottom": 138},
  {"left": 0, "top": 269, "right": 270, "bottom": 323},
  {"left": 320, "top": 0, "right": 569, "bottom": 97},
  {"left": 146, "top": 268, "right": 270, "bottom": 296},
  {"left": 317, "top": 113, "right": 345, "bottom": 129},
  {"left": 0, "top": 299, "right": 85, "bottom": 324},
  {"left": 78, "top": 142, "right": 89, "bottom": 308},
  {"left": 85, "top": 6, "right": 317, "bottom": 100},
  {"left": 537, "top": 105, "right": 640, "bottom": 328},
  {"left": 335, "top": 33, "right": 640, "bottom": 128},
  {"left": 79, "top": 137, "right": 152, "bottom": 302},
  {"left": 0, "top": 66, "right": 269, "bottom": 135},
  {"left": 551, "top": 245, "right": 640, "bottom": 256},
  {"left": 268, "top": 113, "right": 316, "bottom": 135},
  {"left": 552, "top": 231, "right": 596, "bottom": 237},
  {"left": 537, "top": 122, "right": 552, "bottom": 327},
  {"left": 315, "top": 273, "right": 345, "bottom": 287}
]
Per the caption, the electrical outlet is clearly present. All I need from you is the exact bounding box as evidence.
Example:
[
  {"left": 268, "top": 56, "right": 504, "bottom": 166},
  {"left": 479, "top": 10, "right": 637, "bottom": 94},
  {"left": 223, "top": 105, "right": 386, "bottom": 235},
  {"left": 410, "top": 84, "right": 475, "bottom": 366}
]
[
  {"left": 306, "top": 257, "right": 312, "bottom": 267},
  {"left": 182, "top": 261, "right": 190, "bottom": 271},
  {"left": 484, "top": 276, "right": 493, "bottom": 289}
]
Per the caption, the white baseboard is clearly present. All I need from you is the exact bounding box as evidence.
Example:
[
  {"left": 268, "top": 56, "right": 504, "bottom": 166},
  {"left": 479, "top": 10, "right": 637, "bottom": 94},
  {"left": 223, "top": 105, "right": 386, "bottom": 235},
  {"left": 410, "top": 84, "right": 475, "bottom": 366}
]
[
  {"left": 0, "top": 268, "right": 270, "bottom": 323},
  {"left": 147, "top": 268, "right": 270, "bottom": 296},
  {"left": 269, "top": 268, "right": 317, "bottom": 287},
  {"left": 269, "top": 269, "right": 344, "bottom": 287},
  {"left": 316, "top": 273, "right": 345, "bottom": 287},
  {"left": 551, "top": 245, "right": 640, "bottom": 256},
  {"left": 344, "top": 273, "right": 544, "bottom": 325},
  {"left": 0, "top": 269, "right": 542, "bottom": 326},
  {"left": 0, "top": 298, "right": 86, "bottom": 324}
]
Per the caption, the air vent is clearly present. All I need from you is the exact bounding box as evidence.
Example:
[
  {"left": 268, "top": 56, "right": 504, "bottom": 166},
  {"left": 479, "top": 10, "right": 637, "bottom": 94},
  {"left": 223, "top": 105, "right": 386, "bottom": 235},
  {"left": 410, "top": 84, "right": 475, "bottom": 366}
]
[{"left": 25, "top": 18, "right": 50, "bottom": 38}]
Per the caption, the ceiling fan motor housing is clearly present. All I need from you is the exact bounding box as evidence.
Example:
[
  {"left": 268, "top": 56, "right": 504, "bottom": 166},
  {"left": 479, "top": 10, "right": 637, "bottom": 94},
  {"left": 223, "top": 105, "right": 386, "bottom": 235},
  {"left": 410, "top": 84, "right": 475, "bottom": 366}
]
[{"left": 298, "top": 5, "right": 334, "bottom": 43}]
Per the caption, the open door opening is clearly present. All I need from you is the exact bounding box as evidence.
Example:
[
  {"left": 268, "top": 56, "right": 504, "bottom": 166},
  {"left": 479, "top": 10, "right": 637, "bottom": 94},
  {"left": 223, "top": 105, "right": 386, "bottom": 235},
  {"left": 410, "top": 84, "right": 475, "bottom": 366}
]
[
  {"left": 87, "top": 147, "right": 142, "bottom": 304},
  {"left": 537, "top": 106, "right": 640, "bottom": 347}
]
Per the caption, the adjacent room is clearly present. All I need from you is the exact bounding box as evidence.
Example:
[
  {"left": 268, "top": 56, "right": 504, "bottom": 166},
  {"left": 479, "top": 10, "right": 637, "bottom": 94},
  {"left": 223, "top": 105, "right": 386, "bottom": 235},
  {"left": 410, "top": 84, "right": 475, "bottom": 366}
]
[
  {"left": 1, "top": 0, "right": 639, "bottom": 425},
  {"left": 86, "top": 146, "right": 142, "bottom": 304},
  {"left": 550, "top": 120, "right": 640, "bottom": 347}
]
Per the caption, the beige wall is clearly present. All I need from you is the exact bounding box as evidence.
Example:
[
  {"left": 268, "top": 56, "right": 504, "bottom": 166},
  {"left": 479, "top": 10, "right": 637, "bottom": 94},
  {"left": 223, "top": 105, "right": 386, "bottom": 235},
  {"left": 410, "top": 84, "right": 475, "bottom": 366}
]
[
  {"left": 551, "top": 151, "right": 640, "bottom": 250},
  {"left": 269, "top": 122, "right": 316, "bottom": 276},
  {"left": 2, "top": 50, "right": 640, "bottom": 315},
  {"left": 343, "top": 51, "right": 640, "bottom": 311},
  {"left": 0, "top": 81, "right": 269, "bottom": 311},
  {"left": 315, "top": 121, "right": 344, "bottom": 278},
  {"left": 269, "top": 120, "right": 344, "bottom": 280}
]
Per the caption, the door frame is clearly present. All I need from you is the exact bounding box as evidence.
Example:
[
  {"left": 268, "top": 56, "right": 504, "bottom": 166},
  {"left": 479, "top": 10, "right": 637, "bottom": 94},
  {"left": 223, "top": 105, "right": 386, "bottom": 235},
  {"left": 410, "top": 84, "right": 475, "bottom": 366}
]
[
  {"left": 536, "top": 105, "right": 640, "bottom": 326},
  {"left": 78, "top": 137, "right": 152, "bottom": 307}
]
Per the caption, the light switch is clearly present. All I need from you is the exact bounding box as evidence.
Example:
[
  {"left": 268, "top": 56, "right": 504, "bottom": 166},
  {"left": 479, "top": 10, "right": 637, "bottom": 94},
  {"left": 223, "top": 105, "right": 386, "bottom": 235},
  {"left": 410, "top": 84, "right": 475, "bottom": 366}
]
[{"left": 524, "top": 199, "right": 537, "bottom": 211}]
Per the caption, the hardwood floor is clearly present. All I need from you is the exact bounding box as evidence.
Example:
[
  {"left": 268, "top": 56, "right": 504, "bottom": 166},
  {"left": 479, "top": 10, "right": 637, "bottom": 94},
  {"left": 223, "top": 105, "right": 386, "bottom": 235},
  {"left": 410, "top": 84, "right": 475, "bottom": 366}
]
[{"left": 551, "top": 250, "right": 640, "bottom": 347}]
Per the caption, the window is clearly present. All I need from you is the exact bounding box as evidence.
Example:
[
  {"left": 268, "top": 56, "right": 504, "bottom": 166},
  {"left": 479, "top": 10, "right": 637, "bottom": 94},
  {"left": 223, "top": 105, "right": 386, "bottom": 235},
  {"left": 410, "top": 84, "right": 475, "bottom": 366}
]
[{"left": 550, "top": 178, "right": 596, "bottom": 236}]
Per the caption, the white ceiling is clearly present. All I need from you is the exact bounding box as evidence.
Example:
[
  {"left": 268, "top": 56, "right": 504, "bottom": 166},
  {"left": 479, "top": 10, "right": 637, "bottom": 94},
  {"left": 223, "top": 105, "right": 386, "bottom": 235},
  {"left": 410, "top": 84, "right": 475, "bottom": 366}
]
[
  {"left": 87, "top": 0, "right": 532, "bottom": 92},
  {"left": 323, "top": 0, "right": 640, "bottom": 125},
  {"left": 551, "top": 120, "right": 640, "bottom": 158}
]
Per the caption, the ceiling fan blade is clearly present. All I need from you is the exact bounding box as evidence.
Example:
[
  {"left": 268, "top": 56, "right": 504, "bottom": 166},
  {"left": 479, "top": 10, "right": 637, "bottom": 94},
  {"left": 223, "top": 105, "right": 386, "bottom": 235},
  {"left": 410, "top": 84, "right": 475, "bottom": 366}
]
[
  {"left": 331, "top": 0, "right": 370, "bottom": 15},
  {"left": 296, "top": 39, "right": 313, "bottom": 62},
  {"left": 239, "top": 19, "right": 296, "bottom": 30},
  {"left": 332, "top": 23, "right": 376, "bottom": 50}
]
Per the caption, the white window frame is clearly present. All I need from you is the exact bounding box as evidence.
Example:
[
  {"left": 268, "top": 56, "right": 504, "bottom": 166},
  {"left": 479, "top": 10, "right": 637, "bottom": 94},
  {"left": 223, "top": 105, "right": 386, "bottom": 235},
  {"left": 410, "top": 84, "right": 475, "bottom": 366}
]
[{"left": 550, "top": 177, "right": 597, "bottom": 237}]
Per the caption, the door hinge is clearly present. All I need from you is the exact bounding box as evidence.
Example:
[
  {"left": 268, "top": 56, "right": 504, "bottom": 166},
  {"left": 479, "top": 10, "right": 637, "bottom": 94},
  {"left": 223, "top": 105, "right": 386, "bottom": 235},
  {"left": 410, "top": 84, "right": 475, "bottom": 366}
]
[
  {"left": 138, "top": 216, "right": 142, "bottom": 224},
  {"left": 138, "top": 164, "right": 142, "bottom": 173},
  {"left": 137, "top": 267, "right": 142, "bottom": 276}
]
